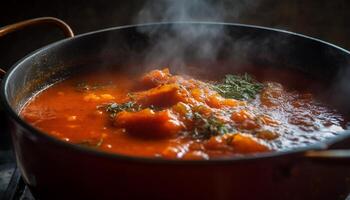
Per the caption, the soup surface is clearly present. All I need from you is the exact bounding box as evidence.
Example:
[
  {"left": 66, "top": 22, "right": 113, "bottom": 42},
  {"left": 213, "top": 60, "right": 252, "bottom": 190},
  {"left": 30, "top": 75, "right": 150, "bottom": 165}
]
[{"left": 21, "top": 68, "right": 346, "bottom": 159}]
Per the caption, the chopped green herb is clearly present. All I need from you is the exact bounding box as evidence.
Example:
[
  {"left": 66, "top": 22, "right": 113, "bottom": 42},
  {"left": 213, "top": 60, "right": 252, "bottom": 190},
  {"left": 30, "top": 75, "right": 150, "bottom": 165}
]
[
  {"left": 191, "top": 112, "right": 232, "bottom": 139},
  {"left": 212, "top": 73, "right": 263, "bottom": 100},
  {"left": 101, "top": 101, "right": 142, "bottom": 118}
]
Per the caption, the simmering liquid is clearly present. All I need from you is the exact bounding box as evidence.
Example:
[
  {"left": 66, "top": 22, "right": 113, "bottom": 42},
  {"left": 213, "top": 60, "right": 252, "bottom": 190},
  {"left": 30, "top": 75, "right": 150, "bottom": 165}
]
[{"left": 20, "top": 68, "right": 346, "bottom": 159}]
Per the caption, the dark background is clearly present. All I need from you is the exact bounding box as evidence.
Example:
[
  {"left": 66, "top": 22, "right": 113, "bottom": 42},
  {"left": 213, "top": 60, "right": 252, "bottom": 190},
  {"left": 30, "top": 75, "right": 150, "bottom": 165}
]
[
  {"left": 1, "top": 0, "right": 350, "bottom": 71},
  {"left": 0, "top": 1, "right": 350, "bottom": 198}
]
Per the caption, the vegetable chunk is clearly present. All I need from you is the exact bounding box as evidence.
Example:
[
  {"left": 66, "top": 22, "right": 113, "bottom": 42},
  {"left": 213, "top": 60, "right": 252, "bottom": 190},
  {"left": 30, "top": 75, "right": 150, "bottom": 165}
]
[
  {"left": 230, "top": 134, "right": 270, "bottom": 153},
  {"left": 134, "top": 83, "right": 185, "bottom": 107},
  {"left": 114, "top": 109, "right": 183, "bottom": 137},
  {"left": 20, "top": 67, "right": 346, "bottom": 160},
  {"left": 140, "top": 68, "right": 171, "bottom": 88},
  {"left": 206, "top": 94, "right": 244, "bottom": 108}
]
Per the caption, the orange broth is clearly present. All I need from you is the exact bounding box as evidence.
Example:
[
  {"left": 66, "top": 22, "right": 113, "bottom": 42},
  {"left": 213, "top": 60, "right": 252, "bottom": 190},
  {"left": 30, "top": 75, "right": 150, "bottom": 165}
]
[{"left": 20, "top": 68, "right": 346, "bottom": 159}]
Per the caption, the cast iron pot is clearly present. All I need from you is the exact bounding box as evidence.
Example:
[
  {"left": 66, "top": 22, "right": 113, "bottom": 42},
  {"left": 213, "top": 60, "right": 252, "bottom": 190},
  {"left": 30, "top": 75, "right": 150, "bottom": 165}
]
[{"left": 1, "top": 17, "right": 350, "bottom": 200}]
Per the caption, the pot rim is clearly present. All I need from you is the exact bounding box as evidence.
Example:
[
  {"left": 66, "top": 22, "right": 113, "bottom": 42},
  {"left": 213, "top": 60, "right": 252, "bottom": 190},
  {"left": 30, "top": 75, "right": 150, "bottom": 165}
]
[{"left": 2, "top": 21, "right": 350, "bottom": 164}]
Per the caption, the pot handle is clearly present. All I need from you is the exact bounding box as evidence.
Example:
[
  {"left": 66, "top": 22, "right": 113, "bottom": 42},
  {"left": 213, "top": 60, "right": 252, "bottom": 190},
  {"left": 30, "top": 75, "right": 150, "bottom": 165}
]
[{"left": 0, "top": 17, "right": 74, "bottom": 78}]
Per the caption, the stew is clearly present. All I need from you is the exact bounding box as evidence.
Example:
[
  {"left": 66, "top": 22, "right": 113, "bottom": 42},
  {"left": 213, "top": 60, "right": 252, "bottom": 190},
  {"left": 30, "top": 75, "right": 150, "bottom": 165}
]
[{"left": 20, "top": 68, "right": 346, "bottom": 159}]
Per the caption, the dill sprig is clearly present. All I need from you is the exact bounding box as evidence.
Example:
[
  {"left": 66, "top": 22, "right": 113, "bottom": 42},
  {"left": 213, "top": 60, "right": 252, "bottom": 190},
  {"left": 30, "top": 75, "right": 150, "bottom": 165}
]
[
  {"left": 212, "top": 73, "right": 263, "bottom": 100},
  {"left": 101, "top": 101, "right": 142, "bottom": 118},
  {"left": 191, "top": 112, "right": 232, "bottom": 139}
]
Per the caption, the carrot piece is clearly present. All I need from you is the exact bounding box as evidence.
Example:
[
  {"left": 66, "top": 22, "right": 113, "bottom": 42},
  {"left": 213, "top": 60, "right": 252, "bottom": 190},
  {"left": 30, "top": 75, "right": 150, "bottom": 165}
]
[
  {"left": 114, "top": 109, "right": 183, "bottom": 138},
  {"left": 183, "top": 151, "right": 209, "bottom": 160},
  {"left": 231, "top": 110, "right": 260, "bottom": 130},
  {"left": 259, "top": 115, "right": 279, "bottom": 126},
  {"left": 134, "top": 83, "right": 185, "bottom": 107},
  {"left": 206, "top": 135, "right": 228, "bottom": 150},
  {"left": 191, "top": 88, "right": 205, "bottom": 102},
  {"left": 230, "top": 133, "right": 270, "bottom": 153},
  {"left": 206, "top": 94, "right": 244, "bottom": 108},
  {"left": 140, "top": 68, "right": 171, "bottom": 88},
  {"left": 231, "top": 110, "right": 254, "bottom": 123},
  {"left": 172, "top": 102, "right": 191, "bottom": 116}
]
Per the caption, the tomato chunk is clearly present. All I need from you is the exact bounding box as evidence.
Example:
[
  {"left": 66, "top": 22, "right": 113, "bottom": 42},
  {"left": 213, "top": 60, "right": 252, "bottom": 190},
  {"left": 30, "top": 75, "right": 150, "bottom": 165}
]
[
  {"left": 114, "top": 109, "right": 183, "bottom": 138},
  {"left": 206, "top": 94, "right": 244, "bottom": 108},
  {"left": 230, "top": 134, "right": 270, "bottom": 153},
  {"left": 134, "top": 83, "right": 185, "bottom": 107},
  {"left": 140, "top": 68, "right": 171, "bottom": 88},
  {"left": 231, "top": 110, "right": 260, "bottom": 130}
]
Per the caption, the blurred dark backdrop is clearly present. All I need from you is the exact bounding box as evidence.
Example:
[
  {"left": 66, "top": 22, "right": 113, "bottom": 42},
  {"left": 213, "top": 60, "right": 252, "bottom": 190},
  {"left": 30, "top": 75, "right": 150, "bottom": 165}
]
[{"left": 0, "top": 0, "right": 350, "bottom": 71}]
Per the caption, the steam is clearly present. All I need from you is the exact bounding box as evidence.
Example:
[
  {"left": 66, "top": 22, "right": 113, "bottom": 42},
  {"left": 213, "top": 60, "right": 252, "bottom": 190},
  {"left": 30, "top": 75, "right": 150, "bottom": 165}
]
[
  {"left": 136, "top": 0, "right": 260, "bottom": 23},
  {"left": 133, "top": 0, "right": 261, "bottom": 73}
]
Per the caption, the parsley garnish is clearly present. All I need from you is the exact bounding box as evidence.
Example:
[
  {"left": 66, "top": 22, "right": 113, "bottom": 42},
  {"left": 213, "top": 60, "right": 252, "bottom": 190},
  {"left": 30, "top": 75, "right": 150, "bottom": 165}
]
[
  {"left": 191, "top": 112, "right": 232, "bottom": 139},
  {"left": 212, "top": 73, "right": 263, "bottom": 100},
  {"left": 101, "top": 101, "right": 142, "bottom": 118}
]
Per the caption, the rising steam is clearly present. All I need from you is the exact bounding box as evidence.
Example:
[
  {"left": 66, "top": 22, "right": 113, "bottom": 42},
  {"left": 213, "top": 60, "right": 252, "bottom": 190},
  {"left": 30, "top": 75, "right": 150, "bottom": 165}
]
[
  {"left": 133, "top": 0, "right": 261, "bottom": 73},
  {"left": 135, "top": 0, "right": 260, "bottom": 23}
]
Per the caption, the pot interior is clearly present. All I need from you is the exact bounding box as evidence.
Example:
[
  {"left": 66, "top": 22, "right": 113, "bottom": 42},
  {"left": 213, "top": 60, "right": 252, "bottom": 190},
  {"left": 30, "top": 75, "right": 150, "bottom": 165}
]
[{"left": 3, "top": 22, "right": 350, "bottom": 149}]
